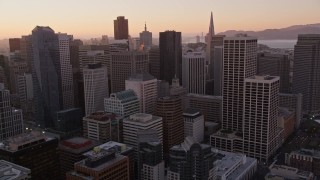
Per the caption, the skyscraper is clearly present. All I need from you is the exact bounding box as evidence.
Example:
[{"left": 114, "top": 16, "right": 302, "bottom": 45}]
[
  {"left": 20, "top": 35, "right": 33, "bottom": 73},
  {"left": 242, "top": 75, "right": 282, "bottom": 162},
  {"left": 292, "top": 34, "right": 320, "bottom": 115},
  {"left": 57, "top": 33, "right": 74, "bottom": 109},
  {"left": 110, "top": 51, "right": 149, "bottom": 93},
  {"left": 31, "top": 26, "right": 61, "bottom": 127},
  {"left": 0, "top": 84, "right": 24, "bottom": 140},
  {"left": 167, "top": 137, "right": 215, "bottom": 180},
  {"left": 114, "top": 16, "right": 129, "bottom": 40},
  {"left": 222, "top": 35, "right": 257, "bottom": 132},
  {"left": 159, "top": 31, "right": 182, "bottom": 84},
  {"left": 139, "top": 22, "right": 152, "bottom": 50},
  {"left": 138, "top": 129, "right": 164, "bottom": 180},
  {"left": 183, "top": 109, "right": 204, "bottom": 143},
  {"left": 9, "top": 38, "right": 21, "bottom": 52},
  {"left": 182, "top": 51, "right": 206, "bottom": 94},
  {"left": 104, "top": 89, "right": 140, "bottom": 118},
  {"left": 123, "top": 113, "right": 163, "bottom": 155},
  {"left": 257, "top": 52, "right": 291, "bottom": 93},
  {"left": 148, "top": 45, "right": 160, "bottom": 79},
  {"left": 125, "top": 73, "right": 158, "bottom": 114},
  {"left": 155, "top": 96, "right": 184, "bottom": 160},
  {"left": 83, "top": 111, "right": 122, "bottom": 142},
  {"left": 83, "top": 63, "right": 108, "bottom": 116}
]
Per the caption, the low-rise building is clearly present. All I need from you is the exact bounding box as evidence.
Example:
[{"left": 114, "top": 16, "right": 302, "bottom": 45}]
[
  {"left": 0, "top": 160, "right": 31, "bottom": 179},
  {"left": 66, "top": 148, "right": 129, "bottom": 180},
  {"left": 214, "top": 149, "right": 257, "bottom": 180},
  {"left": 265, "top": 164, "right": 314, "bottom": 180},
  {"left": 285, "top": 148, "right": 320, "bottom": 176},
  {"left": 58, "top": 137, "right": 100, "bottom": 178}
]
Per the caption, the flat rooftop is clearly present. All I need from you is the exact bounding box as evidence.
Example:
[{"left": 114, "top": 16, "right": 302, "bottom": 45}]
[
  {"left": 124, "top": 113, "right": 161, "bottom": 124},
  {"left": 0, "top": 131, "right": 54, "bottom": 152},
  {"left": 214, "top": 149, "right": 257, "bottom": 180},
  {"left": 59, "top": 137, "right": 99, "bottom": 154},
  {"left": 186, "top": 93, "right": 222, "bottom": 100},
  {"left": 85, "top": 111, "right": 118, "bottom": 122},
  {"left": 83, "top": 141, "right": 132, "bottom": 157},
  {"left": 0, "top": 160, "right": 30, "bottom": 180}
]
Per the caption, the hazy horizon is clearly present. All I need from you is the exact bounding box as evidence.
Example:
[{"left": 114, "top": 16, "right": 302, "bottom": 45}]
[{"left": 0, "top": 0, "right": 319, "bottom": 39}]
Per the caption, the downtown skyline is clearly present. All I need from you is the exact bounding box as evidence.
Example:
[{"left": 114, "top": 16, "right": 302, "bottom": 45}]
[{"left": 0, "top": 0, "right": 319, "bottom": 39}]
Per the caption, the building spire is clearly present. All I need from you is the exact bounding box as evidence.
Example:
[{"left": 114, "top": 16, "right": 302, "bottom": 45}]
[
  {"left": 209, "top": 11, "right": 215, "bottom": 36},
  {"left": 145, "top": 21, "right": 147, "bottom": 31}
]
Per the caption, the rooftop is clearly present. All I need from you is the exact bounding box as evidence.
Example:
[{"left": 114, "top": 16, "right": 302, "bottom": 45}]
[
  {"left": 85, "top": 111, "right": 118, "bottom": 122},
  {"left": 186, "top": 93, "right": 222, "bottom": 100},
  {"left": 0, "top": 131, "right": 53, "bottom": 152},
  {"left": 125, "top": 113, "right": 161, "bottom": 124},
  {"left": 108, "top": 89, "right": 138, "bottom": 103},
  {"left": 214, "top": 149, "right": 257, "bottom": 180},
  {"left": 0, "top": 160, "right": 30, "bottom": 180},
  {"left": 83, "top": 141, "right": 132, "bottom": 158},
  {"left": 183, "top": 108, "right": 201, "bottom": 117},
  {"left": 171, "top": 137, "right": 210, "bottom": 152},
  {"left": 127, "top": 73, "right": 156, "bottom": 81},
  {"left": 59, "top": 137, "right": 99, "bottom": 153},
  {"left": 268, "top": 164, "right": 314, "bottom": 179}
]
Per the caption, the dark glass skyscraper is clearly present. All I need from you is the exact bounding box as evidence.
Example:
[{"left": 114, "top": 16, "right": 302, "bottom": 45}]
[
  {"left": 292, "top": 34, "right": 320, "bottom": 115},
  {"left": 159, "top": 31, "right": 182, "bottom": 84},
  {"left": 114, "top": 16, "right": 129, "bottom": 40},
  {"left": 32, "top": 26, "right": 61, "bottom": 127}
]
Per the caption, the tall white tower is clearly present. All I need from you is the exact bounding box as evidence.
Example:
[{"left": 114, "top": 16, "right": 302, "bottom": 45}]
[
  {"left": 125, "top": 73, "right": 158, "bottom": 114},
  {"left": 243, "top": 75, "right": 281, "bottom": 162},
  {"left": 83, "top": 63, "right": 108, "bottom": 116}
]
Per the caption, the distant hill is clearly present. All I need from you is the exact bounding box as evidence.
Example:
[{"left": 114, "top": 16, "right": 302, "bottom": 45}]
[{"left": 217, "top": 23, "right": 320, "bottom": 39}]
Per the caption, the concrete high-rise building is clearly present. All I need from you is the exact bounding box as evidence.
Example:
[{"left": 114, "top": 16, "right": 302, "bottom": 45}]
[
  {"left": 183, "top": 93, "right": 222, "bottom": 123},
  {"left": 182, "top": 51, "right": 206, "bottom": 94},
  {"left": 0, "top": 131, "right": 60, "bottom": 179},
  {"left": 104, "top": 89, "right": 140, "bottom": 118},
  {"left": 0, "top": 84, "right": 24, "bottom": 140},
  {"left": 222, "top": 35, "right": 257, "bottom": 132},
  {"left": 9, "top": 38, "right": 21, "bottom": 52},
  {"left": 78, "top": 45, "right": 110, "bottom": 77},
  {"left": 292, "top": 34, "right": 320, "bottom": 115},
  {"left": 67, "top": 149, "right": 130, "bottom": 180},
  {"left": 257, "top": 52, "right": 291, "bottom": 93},
  {"left": 155, "top": 96, "right": 184, "bottom": 159},
  {"left": 83, "top": 63, "right": 108, "bottom": 116},
  {"left": 110, "top": 51, "right": 149, "bottom": 93},
  {"left": 114, "top": 16, "right": 129, "bottom": 40},
  {"left": 159, "top": 31, "right": 182, "bottom": 84},
  {"left": 58, "top": 137, "right": 100, "bottom": 178},
  {"left": 31, "top": 26, "right": 61, "bottom": 128},
  {"left": 183, "top": 109, "right": 204, "bottom": 143},
  {"left": 123, "top": 113, "right": 163, "bottom": 155},
  {"left": 9, "top": 56, "right": 28, "bottom": 94},
  {"left": 101, "top": 35, "right": 109, "bottom": 45},
  {"left": 148, "top": 46, "right": 160, "bottom": 79},
  {"left": 57, "top": 33, "right": 74, "bottom": 109},
  {"left": 139, "top": 22, "right": 152, "bottom": 50},
  {"left": 17, "top": 73, "right": 33, "bottom": 121},
  {"left": 167, "top": 137, "right": 215, "bottom": 180},
  {"left": 83, "top": 111, "right": 122, "bottom": 142},
  {"left": 125, "top": 73, "right": 158, "bottom": 114},
  {"left": 138, "top": 129, "right": 164, "bottom": 180},
  {"left": 20, "top": 35, "right": 33, "bottom": 73},
  {"left": 70, "top": 39, "right": 84, "bottom": 108},
  {"left": 242, "top": 75, "right": 283, "bottom": 162}
]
